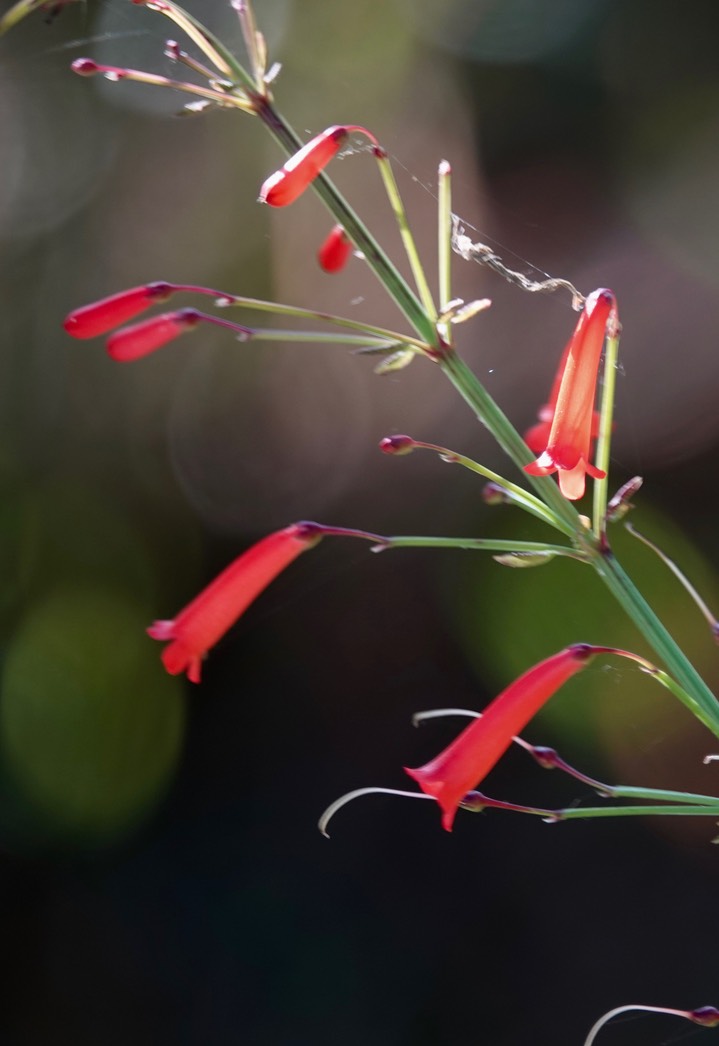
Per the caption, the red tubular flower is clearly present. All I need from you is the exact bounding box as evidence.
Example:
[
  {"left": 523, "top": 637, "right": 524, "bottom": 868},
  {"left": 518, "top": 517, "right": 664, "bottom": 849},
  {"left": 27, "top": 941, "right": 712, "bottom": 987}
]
[
  {"left": 524, "top": 341, "right": 601, "bottom": 455},
  {"left": 63, "top": 282, "right": 174, "bottom": 339},
  {"left": 318, "top": 224, "right": 352, "bottom": 273},
  {"left": 259, "top": 126, "right": 350, "bottom": 206},
  {"left": 106, "top": 308, "right": 202, "bottom": 361},
  {"left": 405, "top": 644, "right": 594, "bottom": 831},
  {"left": 148, "top": 523, "right": 322, "bottom": 683},
  {"left": 524, "top": 288, "right": 617, "bottom": 500}
]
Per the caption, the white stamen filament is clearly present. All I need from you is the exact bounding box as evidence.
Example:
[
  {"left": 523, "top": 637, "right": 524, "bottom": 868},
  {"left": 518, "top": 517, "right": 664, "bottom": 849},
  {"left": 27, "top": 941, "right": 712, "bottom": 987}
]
[
  {"left": 318, "top": 787, "right": 435, "bottom": 838},
  {"left": 583, "top": 1004, "right": 691, "bottom": 1046}
]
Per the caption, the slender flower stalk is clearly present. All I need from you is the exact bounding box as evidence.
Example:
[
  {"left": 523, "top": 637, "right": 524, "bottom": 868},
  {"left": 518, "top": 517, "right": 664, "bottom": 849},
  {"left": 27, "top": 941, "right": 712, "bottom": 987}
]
[
  {"left": 379, "top": 434, "right": 572, "bottom": 535},
  {"left": 405, "top": 644, "right": 595, "bottom": 831},
  {"left": 70, "top": 58, "right": 256, "bottom": 112},
  {"left": 525, "top": 289, "right": 617, "bottom": 500},
  {"left": 148, "top": 522, "right": 323, "bottom": 682}
]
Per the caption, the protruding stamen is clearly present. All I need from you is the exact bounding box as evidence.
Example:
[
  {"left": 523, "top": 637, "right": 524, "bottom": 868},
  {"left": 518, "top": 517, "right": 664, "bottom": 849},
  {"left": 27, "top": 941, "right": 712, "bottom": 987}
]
[
  {"left": 626, "top": 522, "right": 719, "bottom": 639},
  {"left": 318, "top": 787, "right": 435, "bottom": 838},
  {"left": 583, "top": 1004, "right": 719, "bottom": 1046}
]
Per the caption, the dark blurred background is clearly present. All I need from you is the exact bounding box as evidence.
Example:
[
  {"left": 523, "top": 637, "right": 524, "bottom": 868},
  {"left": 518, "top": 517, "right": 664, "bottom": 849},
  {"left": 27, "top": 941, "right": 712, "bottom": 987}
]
[{"left": 2, "top": 0, "right": 719, "bottom": 1043}]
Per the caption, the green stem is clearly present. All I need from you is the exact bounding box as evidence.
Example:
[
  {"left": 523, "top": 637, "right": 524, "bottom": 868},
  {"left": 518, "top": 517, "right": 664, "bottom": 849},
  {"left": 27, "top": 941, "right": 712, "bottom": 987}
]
[
  {"left": 592, "top": 331, "right": 620, "bottom": 535},
  {"left": 555, "top": 803, "right": 719, "bottom": 820},
  {"left": 221, "top": 295, "right": 428, "bottom": 349},
  {"left": 595, "top": 553, "right": 719, "bottom": 736},
  {"left": 437, "top": 161, "right": 452, "bottom": 318},
  {"left": 439, "top": 350, "right": 583, "bottom": 532},
  {"left": 249, "top": 330, "right": 401, "bottom": 347},
  {"left": 381, "top": 536, "right": 580, "bottom": 557},
  {"left": 372, "top": 149, "right": 437, "bottom": 321},
  {"left": 608, "top": 784, "right": 719, "bottom": 807}
]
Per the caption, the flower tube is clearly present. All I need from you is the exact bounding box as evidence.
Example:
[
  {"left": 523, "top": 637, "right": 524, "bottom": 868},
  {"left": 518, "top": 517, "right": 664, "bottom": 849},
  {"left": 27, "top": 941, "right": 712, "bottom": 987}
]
[
  {"left": 405, "top": 644, "right": 595, "bottom": 831},
  {"left": 525, "top": 289, "right": 617, "bottom": 500},
  {"left": 63, "top": 282, "right": 175, "bottom": 339},
  {"left": 148, "top": 523, "right": 322, "bottom": 682}
]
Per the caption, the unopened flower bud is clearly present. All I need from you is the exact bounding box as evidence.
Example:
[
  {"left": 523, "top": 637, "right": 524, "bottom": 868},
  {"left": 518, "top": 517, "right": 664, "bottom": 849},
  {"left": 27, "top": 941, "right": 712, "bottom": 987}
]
[
  {"left": 64, "top": 283, "right": 175, "bottom": 339},
  {"left": 259, "top": 126, "right": 349, "bottom": 206},
  {"left": 482, "top": 481, "right": 510, "bottom": 506},
  {"left": 71, "top": 58, "right": 100, "bottom": 76},
  {"left": 107, "top": 308, "right": 202, "bottom": 361},
  {"left": 690, "top": 1007, "right": 719, "bottom": 1027},
  {"left": 492, "top": 551, "right": 557, "bottom": 568},
  {"left": 318, "top": 225, "right": 352, "bottom": 273},
  {"left": 379, "top": 435, "right": 416, "bottom": 456}
]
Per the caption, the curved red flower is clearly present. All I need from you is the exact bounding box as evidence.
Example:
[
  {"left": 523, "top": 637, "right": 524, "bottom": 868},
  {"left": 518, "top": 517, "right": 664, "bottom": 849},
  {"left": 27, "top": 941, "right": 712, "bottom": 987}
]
[
  {"left": 148, "top": 523, "right": 322, "bottom": 682},
  {"left": 405, "top": 644, "right": 594, "bottom": 831}
]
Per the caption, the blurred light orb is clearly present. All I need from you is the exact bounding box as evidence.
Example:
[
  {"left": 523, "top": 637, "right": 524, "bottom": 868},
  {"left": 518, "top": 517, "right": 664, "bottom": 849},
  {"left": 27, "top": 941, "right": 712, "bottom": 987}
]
[{"left": 1, "top": 587, "right": 185, "bottom": 844}]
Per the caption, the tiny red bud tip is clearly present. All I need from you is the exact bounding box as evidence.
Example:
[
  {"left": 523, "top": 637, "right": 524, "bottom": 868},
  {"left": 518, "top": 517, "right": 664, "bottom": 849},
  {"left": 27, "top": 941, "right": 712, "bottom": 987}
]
[
  {"left": 379, "top": 435, "right": 415, "bottom": 456},
  {"left": 72, "top": 58, "right": 100, "bottom": 76},
  {"left": 482, "top": 481, "right": 509, "bottom": 506},
  {"left": 691, "top": 1007, "right": 719, "bottom": 1028},
  {"left": 318, "top": 225, "right": 352, "bottom": 273},
  {"left": 531, "top": 746, "right": 559, "bottom": 769}
]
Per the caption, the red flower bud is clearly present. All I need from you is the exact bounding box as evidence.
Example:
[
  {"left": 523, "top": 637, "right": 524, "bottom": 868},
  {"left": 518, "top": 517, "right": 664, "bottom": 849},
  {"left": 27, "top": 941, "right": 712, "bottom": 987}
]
[
  {"left": 148, "top": 523, "right": 322, "bottom": 682},
  {"left": 405, "top": 644, "right": 594, "bottom": 831},
  {"left": 379, "top": 435, "right": 416, "bottom": 456},
  {"left": 318, "top": 225, "right": 352, "bottom": 273},
  {"left": 525, "top": 289, "right": 617, "bottom": 500},
  {"left": 107, "top": 308, "right": 202, "bottom": 361},
  {"left": 259, "top": 126, "right": 349, "bottom": 206},
  {"left": 63, "top": 283, "right": 174, "bottom": 339}
]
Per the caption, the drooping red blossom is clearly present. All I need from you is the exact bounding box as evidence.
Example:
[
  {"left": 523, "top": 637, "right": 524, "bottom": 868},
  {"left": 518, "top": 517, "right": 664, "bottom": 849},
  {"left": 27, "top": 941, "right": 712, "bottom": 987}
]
[
  {"left": 107, "top": 308, "right": 203, "bottom": 361},
  {"left": 405, "top": 644, "right": 594, "bottom": 831},
  {"left": 318, "top": 224, "right": 352, "bottom": 273},
  {"left": 259, "top": 126, "right": 353, "bottom": 206},
  {"left": 148, "top": 523, "right": 322, "bottom": 682},
  {"left": 63, "top": 283, "right": 175, "bottom": 339},
  {"left": 524, "top": 288, "right": 617, "bottom": 500}
]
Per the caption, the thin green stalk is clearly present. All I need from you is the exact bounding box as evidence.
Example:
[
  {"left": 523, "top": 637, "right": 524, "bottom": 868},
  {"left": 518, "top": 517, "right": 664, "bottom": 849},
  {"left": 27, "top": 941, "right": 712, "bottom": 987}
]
[
  {"left": 372, "top": 149, "right": 437, "bottom": 321},
  {"left": 408, "top": 442, "right": 573, "bottom": 535},
  {"left": 608, "top": 784, "right": 719, "bottom": 807},
  {"left": 221, "top": 296, "right": 428, "bottom": 349},
  {"left": 381, "top": 536, "right": 580, "bottom": 557},
  {"left": 597, "top": 552, "right": 719, "bottom": 736},
  {"left": 592, "top": 331, "right": 620, "bottom": 535},
  {"left": 437, "top": 161, "right": 452, "bottom": 317},
  {"left": 553, "top": 803, "right": 719, "bottom": 820},
  {"left": 248, "top": 330, "right": 402, "bottom": 347}
]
